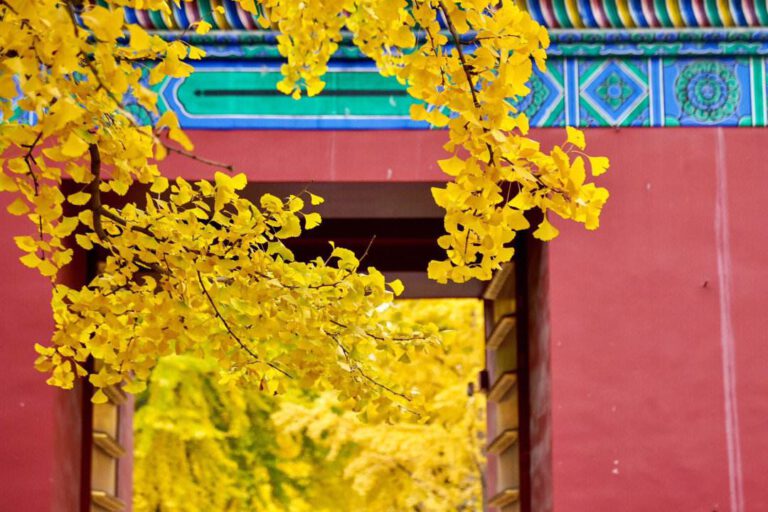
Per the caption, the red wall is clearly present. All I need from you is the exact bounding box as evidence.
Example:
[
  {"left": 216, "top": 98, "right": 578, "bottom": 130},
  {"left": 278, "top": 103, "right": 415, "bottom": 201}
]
[
  {"left": 2, "top": 127, "right": 765, "bottom": 511},
  {"left": 172, "top": 127, "right": 768, "bottom": 511},
  {"left": 172, "top": 127, "right": 767, "bottom": 511},
  {"left": 0, "top": 196, "right": 85, "bottom": 511},
  {"left": 548, "top": 128, "right": 768, "bottom": 512}
]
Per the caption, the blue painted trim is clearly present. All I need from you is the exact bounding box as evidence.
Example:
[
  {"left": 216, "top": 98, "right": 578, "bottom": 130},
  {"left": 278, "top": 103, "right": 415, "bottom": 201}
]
[
  {"left": 577, "top": 0, "right": 600, "bottom": 27},
  {"left": 527, "top": 0, "right": 549, "bottom": 26},
  {"left": 679, "top": 0, "right": 700, "bottom": 26}
]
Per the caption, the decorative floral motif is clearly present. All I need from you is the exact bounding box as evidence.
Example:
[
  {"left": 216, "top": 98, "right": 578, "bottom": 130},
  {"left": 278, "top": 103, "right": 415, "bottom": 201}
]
[
  {"left": 675, "top": 61, "right": 740, "bottom": 123},
  {"left": 595, "top": 71, "right": 636, "bottom": 110}
]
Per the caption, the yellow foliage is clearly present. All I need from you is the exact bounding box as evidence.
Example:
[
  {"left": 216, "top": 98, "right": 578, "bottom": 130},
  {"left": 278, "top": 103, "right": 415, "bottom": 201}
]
[
  {"left": 0, "top": 0, "right": 608, "bottom": 413},
  {"left": 134, "top": 299, "right": 485, "bottom": 512}
]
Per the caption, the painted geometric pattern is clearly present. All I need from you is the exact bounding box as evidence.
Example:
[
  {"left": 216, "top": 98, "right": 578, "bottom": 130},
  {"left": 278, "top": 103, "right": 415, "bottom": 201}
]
[
  {"left": 152, "top": 55, "right": 768, "bottom": 129},
  {"left": 131, "top": 29, "right": 768, "bottom": 129}
]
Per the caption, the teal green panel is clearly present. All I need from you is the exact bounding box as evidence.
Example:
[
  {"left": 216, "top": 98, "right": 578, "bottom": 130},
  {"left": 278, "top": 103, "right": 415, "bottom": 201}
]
[{"left": 173, "top": 70, "right": 416, "bottom": 117}]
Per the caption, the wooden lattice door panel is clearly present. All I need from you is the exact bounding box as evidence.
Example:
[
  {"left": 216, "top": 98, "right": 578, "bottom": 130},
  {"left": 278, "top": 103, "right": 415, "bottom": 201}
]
[
  {"left": 90, "top": 384, "right": 128, "bottom": 512},
  {"left": 484, "top": 263, "right": 522, "bottom": 512}
]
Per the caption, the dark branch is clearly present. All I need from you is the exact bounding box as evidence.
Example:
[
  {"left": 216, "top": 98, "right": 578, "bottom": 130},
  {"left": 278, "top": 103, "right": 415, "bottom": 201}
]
[
  {"left": 325, "top": 329, "right": 411, "bottom": 401},
  {"left": 196, "top": 270, "right": 292, "bottom": 378}
]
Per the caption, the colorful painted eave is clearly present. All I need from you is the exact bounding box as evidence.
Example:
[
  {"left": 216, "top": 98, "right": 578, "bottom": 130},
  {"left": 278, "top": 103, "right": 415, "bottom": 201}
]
[
  {"left": 125, "top": 1, "right": 768, "bottom": 129},
  {"left": 125, "top": 0, "right": 768, "bottom": 30}
]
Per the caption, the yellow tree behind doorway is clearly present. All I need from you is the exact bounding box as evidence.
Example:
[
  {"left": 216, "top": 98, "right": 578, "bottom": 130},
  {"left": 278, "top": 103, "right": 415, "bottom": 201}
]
[{"left": 134, "top": 299, "right": 485, "bottom": 511}]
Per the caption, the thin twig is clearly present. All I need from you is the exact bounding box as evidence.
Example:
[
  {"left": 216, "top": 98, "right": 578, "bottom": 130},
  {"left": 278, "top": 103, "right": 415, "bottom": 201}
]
[
  {"left": 329, "top": 319, "right": 426, "bottom": 343},
  {"left": 22, "top": 131, "right": 44, "bottom": 241},
  {"left": 196, "top": 270, "right": 292, "bottom": 378},
  {"left": 437, "top": 1, "right": 497, "bottom": 166},
  {"left": 325, "top": 330, "right": 411, "bottom": 401},
  {"left": 87, "top": 144, "right": 107, "bottom": 241},
  {"left": 162, "top": 142, "right": 236, "bottom": 173},
  {"left": 358, "top": 234, "right": 376, "bottom": 265}
]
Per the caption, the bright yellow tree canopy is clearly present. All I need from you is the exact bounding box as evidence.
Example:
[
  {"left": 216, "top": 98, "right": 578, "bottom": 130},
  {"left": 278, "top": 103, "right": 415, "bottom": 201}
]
[{"left": 0, "top": 0, "right": 608, "bottom": 411}]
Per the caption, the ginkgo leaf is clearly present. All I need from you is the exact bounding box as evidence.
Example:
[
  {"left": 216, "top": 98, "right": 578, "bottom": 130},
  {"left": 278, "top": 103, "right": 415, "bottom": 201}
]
[
  {"left": 0, "top": 170, "right": 17, "bottom": 192},
  {"left": 306, "top": 78, "right": 325, "bottom": 97},
  {"left": 75, "top": 234, "right": 94, "bottom": 250},
  {"left": 533, "top": 217, "right": 560, "bottom": 241},
  {"left": 67, "top": 192, "right": 91, "bottom": 206},
  {"left": 589, "top": 156, "right": 610, "bottom": 176},
  {"left": 566, "top": 126, "right": 586, "bottom": 150},
  {"left": 53, "top": 217, "right": 79, "bottom": 238},
  {"left": 389, "top": 279, "right": 405, "bottom": 296},
  {"left": 124, "top": 379, "right": 147, "bottom": 393},
  {"left": 19, "top": 252, "right": 41, "bottom": 269},
  {"left": 81, "top": 6, "right": 124, "bottom": 42},
  {"left": 6, "top": 197, "right": 29, "bottom": 215},
  {"left": 38, "top": 259, "right": 57, "bottom": 277},
  {"left": 231, "top": 173, "right": 248, "bottom": 190},
  {"left": 60, "top": 133, "right": 88, "bottom": 157},
  {"left": 304, "top": 212, "right": 322, "bottom": 230},
  {"left": 91, "top": 389, "right": 108, "bottom": 404},
  {"left": 438, "top": 156, "right": 465, "bottom": 177},
  {"left": 195, "top": 20, "right": 213, "bottom": 35},
  {"left": 150, "top": 176, "right": 169, "bottom": 194},
  {"left": 127, "top": 24, "right": 151, "bottom": 52},
  {"left": 0, "top": 74, "right": 18, "bottom": 99},
  {"left": 309, "top": 193, "right": 324, "bottom": 205},
  {"left": 14, "top": 236, "right": 37, "bottom": 252}
]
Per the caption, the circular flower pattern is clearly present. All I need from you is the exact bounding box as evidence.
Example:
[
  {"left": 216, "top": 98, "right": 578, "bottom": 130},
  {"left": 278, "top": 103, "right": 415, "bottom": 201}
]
[{"left": 675, "top": 61, "right": 740, "bottom": 123}]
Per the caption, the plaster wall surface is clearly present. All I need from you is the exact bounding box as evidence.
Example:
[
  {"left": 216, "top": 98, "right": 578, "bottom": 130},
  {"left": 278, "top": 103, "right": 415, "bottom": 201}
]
[
  {"left": 172, "top": 126, "right": 766, "bottom": 512},
  {"left": 547, "top": 128, "right": 768, "bottom": 512},
  {"left": 0, "top": 195, "right": 85, "bottom": 512},
  {"left": 1, "top": 127, "right": 765, "bottom": 512}
]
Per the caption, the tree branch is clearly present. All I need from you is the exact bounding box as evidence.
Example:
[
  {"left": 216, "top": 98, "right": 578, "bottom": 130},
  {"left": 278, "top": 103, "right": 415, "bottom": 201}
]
[
  {"left": 437, "top": 1, "right": 497, "bottom": 166},
  {"left": 324, "top": 329, "right": 411, "bottom": 401},
  {"left": 161, "top": 142, "right": 236, "bottom": 173},
  {"left": 196, "top": 270, "right": 292, "bottom": 378},
  {"left": 87, "top": 144, "right": 107, "bottom": 240}
]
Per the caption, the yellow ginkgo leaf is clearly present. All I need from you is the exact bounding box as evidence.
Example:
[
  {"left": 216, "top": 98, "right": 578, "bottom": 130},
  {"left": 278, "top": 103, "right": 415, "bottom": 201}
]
[
  {"left": 75, "top": 234, "right": 94, "bottom": 250},
  {"left": 389, "top": 279, "right": 405, "bottom": 296},
  {"left": 589, "top": 156, "right": 610, "bottom": 176},
  {"left": 127, "top": 24, "right": 151, "bottom": 52},
  {"left": 38, "top": 259, "right": 57, "bottom": 277},
  {"left": 533, "top": 217, "right": 560, "bottom": 241},
  {"left": 91, "top": 389, "right": 108, "bottom": 404},
  {"left": 231, "top": 173, "right": 248, "bottom": 190},
  {"left": 67, "top": 192, "right": 91, "bottom": 206},
  {"left": 14, "top": 236, "right": 37, "bottom": 252},
  {"left": 438, "top": 156, "right": 465, "bottom": 177},
  {"left": 81, "top": 6, "right": 125, "bottom": 42},
  {"left": 304, "top": 212, "right": 322, "bottom": 230},
  {"left": 53, "top": 217, "right": 79, "bottom": 238},
  {"left": 565, "top": 126, "right": 586, "bottom": 150},
  {"left": 19, "top": 252, "right": 41, "bottom": 269},
  {"left": 7, "top": 197, "right": 29, "bottom": 216},
  {"left": 195, "top": 20, "right": 213, "bottom": 35},
  {"left": 150, "top": 176, "right": 169, "bottom": 194},
  {"left": 60, "top": 133, "right": 89, "bottom": 158}
]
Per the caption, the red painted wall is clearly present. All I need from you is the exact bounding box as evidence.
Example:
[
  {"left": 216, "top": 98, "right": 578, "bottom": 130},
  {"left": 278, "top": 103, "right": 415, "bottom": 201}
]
[
  {"left": 171, "top": 127, "right": 768, "bottom": 511},
  {"left": 548, "top": 128, "right": 768, "bottom": 512},
  {"left": 0, "top": 196, "right": 86, "bottom": 511},
  {"left": 3, "top": 127, "right": 766, "bottom": 512}
]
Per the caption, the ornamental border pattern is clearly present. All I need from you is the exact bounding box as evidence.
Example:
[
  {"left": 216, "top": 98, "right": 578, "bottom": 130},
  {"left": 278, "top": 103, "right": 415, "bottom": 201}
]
[
  {"left": 140, "top": 29, "right": 768, "bottom": 129},
  {"left": 121, "top": 0, "right": 768, "bottom": 30}
]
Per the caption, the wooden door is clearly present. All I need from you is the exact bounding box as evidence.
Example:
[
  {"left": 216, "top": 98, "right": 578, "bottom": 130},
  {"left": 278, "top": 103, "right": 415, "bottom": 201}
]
[{"left": 483, "top": 261, "right": 525, "bottom": 512}]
